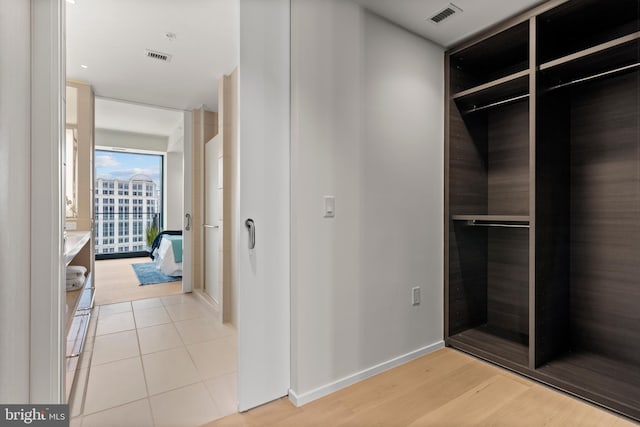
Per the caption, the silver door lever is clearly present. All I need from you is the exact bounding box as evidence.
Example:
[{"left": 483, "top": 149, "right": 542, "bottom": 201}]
[{"left": 245, "top": 218, "right": 255, "bottom": 249}]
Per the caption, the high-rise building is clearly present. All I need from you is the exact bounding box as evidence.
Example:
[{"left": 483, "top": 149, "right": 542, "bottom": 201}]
[{"left": 94, "top": 174, "right": 160, "bottom": 255}]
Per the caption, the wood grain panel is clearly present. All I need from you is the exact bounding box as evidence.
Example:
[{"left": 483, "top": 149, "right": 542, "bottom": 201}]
[
  {"left": 448, "top": 223, "right": 487, "bottom": 335},
  {"left": 487, "top": 227, "right": 529, "bottom": 337},
  {"left": 487, "top": 101, "right": 530, "bottom": 215},
  {"left": 569, "top": 71, "right": 640, "bottom": 365},
  {"left": 449, "top": 100, "right": 488, "bottom": 215},
  {"left": 534, "top": 89, "right": 571, "bottom": 367}
]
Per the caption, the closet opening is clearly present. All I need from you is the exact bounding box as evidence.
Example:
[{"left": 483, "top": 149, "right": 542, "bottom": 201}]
[
  {"left": 446, "top": 20, "right": 532, "bottom": 369},
  {"left": 534, "top": 37, "right": 640, "bottom": 417}
]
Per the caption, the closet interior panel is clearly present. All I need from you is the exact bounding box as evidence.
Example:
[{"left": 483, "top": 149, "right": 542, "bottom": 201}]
[
  {"left": 487, "top": 102, "right": 530, "bottom": 215},
  {"left": 446, "top": 19, "right": 531, "bottom": 369},
  {"left": 533, "top": 89, "right": 570, "bottom": 367},
  {"left": 568, "top": 72, "right": 639, "bottom": 362}
]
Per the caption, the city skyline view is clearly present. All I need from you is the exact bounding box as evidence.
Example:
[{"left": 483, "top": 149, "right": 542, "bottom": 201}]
[
  {"left": 94, "top": 150, "right": 163, "bottom": 255},
  {"left": 95, "top": 150, "right": 162, "bottom": 185}
]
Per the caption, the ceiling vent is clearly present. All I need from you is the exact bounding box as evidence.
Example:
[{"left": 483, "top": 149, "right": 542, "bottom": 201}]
[
  {"left": 429, "top": 3, "right": 462, "bottom": 24},
  {"left": 145, "top": 49, "right": 172, "bottom": 63}
]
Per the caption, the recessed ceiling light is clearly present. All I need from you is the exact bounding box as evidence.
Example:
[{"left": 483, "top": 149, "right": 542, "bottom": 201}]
[{"left": 80, "top": 64, "right": 88, "bottom": 69}]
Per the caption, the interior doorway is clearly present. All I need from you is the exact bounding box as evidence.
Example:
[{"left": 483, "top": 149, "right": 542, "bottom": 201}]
[
  {"left": 59, "top": 1, "right": 290, "bottom": 422},
  {"left": 91, "top": 98, "right": 188, "bottom": 305}
]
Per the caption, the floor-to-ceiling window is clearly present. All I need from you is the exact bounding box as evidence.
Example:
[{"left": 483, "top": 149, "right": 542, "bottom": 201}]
[{"left": 95, "top": 150, "right": 164, "bottom": 258}]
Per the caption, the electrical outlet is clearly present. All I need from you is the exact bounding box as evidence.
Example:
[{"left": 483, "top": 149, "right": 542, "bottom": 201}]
[{"left": 412, "top": 286, "right": 421, "bottom": 306}]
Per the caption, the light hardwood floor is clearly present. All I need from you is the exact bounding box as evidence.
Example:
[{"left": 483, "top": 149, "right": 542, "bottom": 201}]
[
  {"left": 94, "top": 257, "right": 181, "bottom": 306},
  {"left": 204, "top": 348, "right": 638, "bottom": 427}
]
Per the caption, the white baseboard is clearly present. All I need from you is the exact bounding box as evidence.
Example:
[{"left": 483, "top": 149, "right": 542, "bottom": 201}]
[{"left": 288, "top": 340, "right": 444, "bottom": 407}]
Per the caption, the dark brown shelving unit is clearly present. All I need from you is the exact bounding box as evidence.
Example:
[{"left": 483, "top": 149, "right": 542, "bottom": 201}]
[{"left": 445, "top": 0, "right": 640, "bottom": 421}]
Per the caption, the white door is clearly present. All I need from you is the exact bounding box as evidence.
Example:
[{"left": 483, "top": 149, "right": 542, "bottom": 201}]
[
  {"left": 204, "top": 135, "right": 223, "bottom": 304},
  {"left": 237, "top": 0, "right": 290, "bottom": 412},
  {"left": 182, "top": 111, "right": 193, "bottom": 293}
]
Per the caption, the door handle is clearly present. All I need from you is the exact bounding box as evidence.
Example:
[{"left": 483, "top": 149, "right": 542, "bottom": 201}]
[
  {"left": 185, "top": 213, "right": 191, "bottom": 231},
  {"left": 203, "top": 224, "right": 220, "bottom": 229},
  {"left": 245, "top": 218, "right": 255, "bottom": 249}
]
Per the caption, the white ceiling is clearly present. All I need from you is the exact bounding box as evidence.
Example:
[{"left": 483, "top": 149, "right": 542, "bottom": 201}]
[
  {"left": 66, "top": 0, "right": 239, "bottom": 112},
  {"left": 352, "top": 0, "right": 544, "bottom": 47},
  {"left": 69, "top": 0, "right": 542, "bottom": 138},
  {"left": 95, "top": 98, "right": 183, "bottom": 137}
]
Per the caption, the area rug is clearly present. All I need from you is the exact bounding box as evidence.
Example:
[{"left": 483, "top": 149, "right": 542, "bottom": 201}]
[{"left": 132, "top": 262, "right": 181, "bottom": 285}]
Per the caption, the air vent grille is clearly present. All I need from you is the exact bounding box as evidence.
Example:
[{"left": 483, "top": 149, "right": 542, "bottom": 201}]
[
  {"left": 429, "top": 3, "right": 462, "bottom": 24},
  {"left": 145, "top": 49, "right": 172, "bottom": 62}
]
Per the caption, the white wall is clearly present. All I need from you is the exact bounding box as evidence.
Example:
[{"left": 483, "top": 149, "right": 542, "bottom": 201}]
[
  {"left": 95, "top": 128, "right": 168, "bottom": 152},
  {"left": 166, "top": 152, "right": 184, "bottom": 230},
  {"left": 167, "top": 120, "right": 184, "bottom": 152},
  {"left": 290, "top": 0, "right": 444, "bottom": 402},
  {"left": 0, "top": 0, "right": 32, "bottom": 403}
]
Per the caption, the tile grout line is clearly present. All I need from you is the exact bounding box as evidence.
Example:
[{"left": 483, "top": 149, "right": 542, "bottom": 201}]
[
  {"left": 88, "top": 296, "right": 234, "bottom": 424},
  {"left": 181, "top": 298, "right": 237, "bottom": 419},
  {"left": 132, "top": 301, "right": 158, "bottom": 427}
]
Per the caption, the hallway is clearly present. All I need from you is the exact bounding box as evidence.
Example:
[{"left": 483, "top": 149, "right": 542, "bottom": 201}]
[{"left": 70, "top": 293, "right": 237, "bottom": 427}]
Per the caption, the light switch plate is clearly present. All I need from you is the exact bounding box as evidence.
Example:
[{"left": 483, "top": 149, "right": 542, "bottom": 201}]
[{"left": 323, "top": 196, "right": 335, "bottom": 218}]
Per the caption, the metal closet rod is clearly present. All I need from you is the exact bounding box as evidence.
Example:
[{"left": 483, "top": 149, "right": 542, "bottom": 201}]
[
  {"left": 547, "top": 62, "right": 640, "bottom": 91},
  {"left": 462, "top": 62, "right": 640, "bottom": 113},
  {"left": 464, "top": 93, "right": 529, "bottom": 114},
  {"left": 466, "top": 220, "right": 530, "bottom": 229}
]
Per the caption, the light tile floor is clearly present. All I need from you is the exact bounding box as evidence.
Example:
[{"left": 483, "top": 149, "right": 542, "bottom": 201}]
[{"left": 70, "top": 293, "right": 237, "bottom": 427}]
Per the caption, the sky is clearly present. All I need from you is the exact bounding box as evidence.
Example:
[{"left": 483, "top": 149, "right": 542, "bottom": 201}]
[{"left": 95, "top": 150, "right": 162, "bottom": 186}]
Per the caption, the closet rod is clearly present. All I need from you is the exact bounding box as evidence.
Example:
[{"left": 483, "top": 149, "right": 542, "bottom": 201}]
[
  {"left": 466, "top": 220, "right": 529, "bottom": 229},
  {"left": 464, "top": 94, "right": 529, "bottom": 114},
  {"left": 547, "top": 62, "right": 640, "bottom": 91}
]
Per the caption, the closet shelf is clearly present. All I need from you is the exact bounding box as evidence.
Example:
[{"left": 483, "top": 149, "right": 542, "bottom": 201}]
[
  {"left": 540, "top": 32, "right": 640, "bottom": 71},
  {"left": 453, "top": 70, "right": 529, "bottom": 99},
  {"left": 453, "top": 72, "right": 529, "bottom": 114},
  {"left": 448, "top": 326, "right": 529, "bottom": 369},
  {"left": 452, "top": 215, "right": 529, "bottom": 222},
  {"left": 538, "top": 352, "right": 640, "bottom": 420},
  {"left": 537, "top": 0, "right": 639, "bottom": 65},
  {"left": 541, "top": 34, "right": 640, "bottom": 89}
]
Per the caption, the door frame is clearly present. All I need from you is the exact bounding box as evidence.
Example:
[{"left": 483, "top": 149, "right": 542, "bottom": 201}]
[
  {"left": 31, "top": 0, "right": 66, "bottom": 402},
  {"left": 33, "top": 0, "right": 292, "bottom": 406},
  {"left": 182, "top": 110, "right": 194, "bottom": 293}
]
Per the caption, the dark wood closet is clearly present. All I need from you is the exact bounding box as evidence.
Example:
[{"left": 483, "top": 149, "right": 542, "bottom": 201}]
[{"left": 444, "top": 0, "right": 640, "bottom": 420}]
